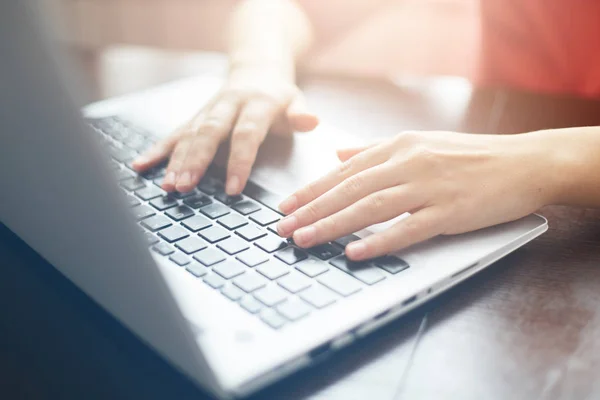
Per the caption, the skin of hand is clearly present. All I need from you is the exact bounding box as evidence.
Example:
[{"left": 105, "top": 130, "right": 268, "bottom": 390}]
[
  {"left": 131, "top": 68, "right": 319, "bottom": 195},
  {"left": 276, "top": 130, "right": 563, "bottom": 261}
]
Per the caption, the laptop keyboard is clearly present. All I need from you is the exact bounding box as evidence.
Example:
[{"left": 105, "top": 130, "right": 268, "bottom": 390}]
[{"left": 87, "top": 116, "right": 411, "bottom": 330}]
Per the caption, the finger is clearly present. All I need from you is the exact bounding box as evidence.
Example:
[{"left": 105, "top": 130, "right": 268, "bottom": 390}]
[
  {"left": 278, "top": 143, "right": 389, "bottom": 215},
  {"left": 345, "top": 207, "right": 443, "bottom": 261},
  {"left": 278, "top": 163, "right": 399, "bottom": 237},
  {"left": 286, "top": 92, "right": 319, "bottom": 132},
  {"left": 291, "top": 185, "right": 425, "bottom": 248},
  {"left": 175, "top": 135, "right": 221, "bottom": 192},
  {"left": 132, "top": 133, "right": 181, "bottom": 172},
  {"left": 162, "top": 137, "right": 193, "bottom": 192},
  {"left": 165, "top": 99, "right": 240, "bottom": 192},
  {"left": 225, "top": 99, "right": 280, "bottom": 195}
]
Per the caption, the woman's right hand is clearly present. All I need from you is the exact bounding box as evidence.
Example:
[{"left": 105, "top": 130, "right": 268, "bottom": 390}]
[{"left": 132, "top": 67, "right": 319, "bottom": 195}]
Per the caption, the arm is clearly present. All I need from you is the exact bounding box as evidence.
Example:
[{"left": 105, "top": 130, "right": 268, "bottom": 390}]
[
  {"left": 275, "top": 127, "right": 600, "bottom": 260},
  {"left": 133, "top": 0, "right": 318, "bottom": 195}
]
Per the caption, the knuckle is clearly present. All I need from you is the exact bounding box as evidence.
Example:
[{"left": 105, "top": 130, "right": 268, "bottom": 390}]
[
  {"left": 366, "top": 191, "right": 388, "bottom": 210},
  {"left": 301, "top": 202, "right": 321, "bottom": 221},
  {"left": 337, "top": 158, "right": 355, "bottom": 177},
  {"left": 234, "top": 123, "right": 260, "bottom": 142},
  {"left": 341, "top": 174, "right": 364, "bottom": 196},
  {"left": 394, "top": 130, "right": 420, "bottom": 145}
]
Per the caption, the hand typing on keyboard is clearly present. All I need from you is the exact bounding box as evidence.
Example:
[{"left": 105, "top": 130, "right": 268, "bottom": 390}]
[
  {"left": 276, "top": 130, "right": 554, "bottom": 261},
  {"left": 131, "top": 68, "right": 318, "bottom": 195}
]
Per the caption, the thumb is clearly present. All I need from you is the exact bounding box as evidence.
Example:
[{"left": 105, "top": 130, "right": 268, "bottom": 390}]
[
  {"left": 336, "top": 146, "right": 371, "bottom": 162},
  {"left": 286, "top": 92, "right": 319, "bottom": 132}
]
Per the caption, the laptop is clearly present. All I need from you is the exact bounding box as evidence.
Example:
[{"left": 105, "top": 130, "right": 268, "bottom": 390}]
[{"left": 0, "top": 2, "right": 548, "bottom": 399}]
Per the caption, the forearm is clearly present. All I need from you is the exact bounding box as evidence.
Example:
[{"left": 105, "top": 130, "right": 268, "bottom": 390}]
[
  {"left": 228, "top": 0, "right": 314, "bottom": 83},
  {"left": 529, "top": 127, "right": 600, "bottom": 207}
]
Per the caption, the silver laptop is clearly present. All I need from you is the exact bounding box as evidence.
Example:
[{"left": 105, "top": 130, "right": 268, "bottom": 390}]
[{"left": 0, "top": 3, "right": 547, "bottom": 399}]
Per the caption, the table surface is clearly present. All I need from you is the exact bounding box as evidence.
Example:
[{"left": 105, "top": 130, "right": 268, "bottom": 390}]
[{"left": 3, "top": 51, "right": 600, "bottom": 400}]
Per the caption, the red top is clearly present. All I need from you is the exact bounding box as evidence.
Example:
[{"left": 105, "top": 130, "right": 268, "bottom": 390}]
[{"left": 479, "top": 0, "right": 600, "bottom": 97}]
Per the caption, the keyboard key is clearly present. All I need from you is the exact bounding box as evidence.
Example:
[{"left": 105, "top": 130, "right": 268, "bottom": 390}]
[
  {"left": 186, "top": 262, "right": 208, "bottom": 278},
  {"left": 153, "top": 176, "right": 165, "bottom": 188},
  {"left": 233, "top": 271, "right": 268, "bottom": 293},
  {"left": 140, "top": 215, "right": 172, "bottom": 232},
  {"left": 132, "top": 205, "right": 155, "bottom": 220},
  {"left": 267, "top": 225, "right": 285, "bottom": 238},
  {"left": 317, "top": 269, "right": 362, "bottom": 297},
  {"left": 169, "top": 252, "right": 191, "bottom": 266},
  {"left": 197, "top": 176, "right": 222, "bottom": 195},
  {"left": 175, "top": 236, "right": 208, "bottom": 254},
  {"left": 127, "top": 195, "right": 141, "bottom": 207},
  {"left": 295, "top": 258, "right": 329, "bottom": 277},
  {"left": 308, "top": 243, "right": 342, "bottom": 260},
  {"left": 236, "top": 224, "right": 267, "bottom": 241},
  {"left": 116, "top": 168, "right": 135, "bottom": 181},
  {"left": 144, "top": 232, "right": 159, "bottom": 245},
  {"left": 218, "top": 213, "right": 248, "bottom": 230},
  {"left": 217, "top": 236, "right": 250, "bottom": 255},
  {"left": 254, "top": 286, "right": 288, "bottom": 307},
  {"left": 213, "top": 260, "right": 247, "bottom": 279},
  {"left": 278, "top": 272, "right": 312, "bottom": 294},
  {"left": 157, "top": 225, "right": 189, "bottom": 243},
  {"left": 275, "top": 247, "right": 308, "bottom": 265},
  {"left": 109, "top": 146, "right": 137, "bottom": 162},
  {"left": 183, "top": 194, "right": 212, "bottom": 209},
  {"left": 255, "top": 235, "right": 288, "bottom": 253},
  {"left": 203, "top": 273, "right": 226, "bottom": 289},
  {"left": 260, "top": 310, "right": 287, "bottom": 329},
  {"left": 330, "top": 255, "right": 386, "bottom": 285},
  {"left": 256, "top": 260, "right": 290, "bottom": 280},
  {"left": 165, "top": 205, "right": 195, "bottom": 221},
  {"left": 276, "top": 300, "right": 311, "bottom": 321},
  {"left": 236, "top": 247, "right": 269, "bottom": 267},
  {"left": 181, "top": 215, "right": 212, "bottom": 232},
  {"left": 152, "top": 242, "right": 174, "bottom": 256},
  {"left": 139, "top": 165, "right": 165, "bottom": 180},
  {"left": 135, "top": 185, "right": 165, "bottom": 201},
  {"left": 200, "top": 203, "right": 230, "bottom": 219},
  {"left": 124, "top": 134, "right": 148, "bottom": 151},
  {"left": 333, "top": 234, "right": 360, "bottom": 248},
  {"left": 240, "top": 296, "right": 264, "bottom": 314},
  {"left": 170, "top": 190, "right": 195, "bottom": 200},
  {"left": 373, "top": 256, "right": 410, "bottom": 274},
  {"left": 150, "top": 195, "right": 179, "bottom": 211},
  {"left": 215, "top": 191, "right": 244, "bottom": 205},
  {"left": 199, "top": 225, "right": 230, "bottom": 243},
  {"left": 120, "top": 177, "right": 146, "bottom": 192},
  {"left": 299, "top": 284, "right": 338, "bottom": 309},
  {"left": 232, "top": 200, "right": 261, "bottom": 215},
  {"left": 249, "top": 209, "right": 281, "bottom": 226},
  {"left": 193, "top": 247, "right": 226, "bottom": 266},
  {"left": 221, "top": 285, "right": 245, "bottom": 301}
]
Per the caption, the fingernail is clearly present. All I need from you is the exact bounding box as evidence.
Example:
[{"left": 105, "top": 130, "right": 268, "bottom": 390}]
[
  {"left": 226, "top": 176, "right": 240, "bottom": 195},
  {"left": 277, "top": 215, "right": 297, "bottom": 236},
  {"left": 346, "top": 241, "right": 367, "bottom": 260},
  {"left": 279, "top": 196, "right": 298, "bottom": 214},
  {"left": 163, "top": 171, "right": 177, "bottom": 186},
  {"left": 177, "top": 171, "right": 191, "bottom": 189},
  {"left": 294, "top": 226, "right": 316, "bottom": 247}
]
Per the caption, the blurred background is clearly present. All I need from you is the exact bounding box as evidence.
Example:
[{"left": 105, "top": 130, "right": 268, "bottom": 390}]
[{"left": 50, "top": 0, "right": 479, "bottom": 100}]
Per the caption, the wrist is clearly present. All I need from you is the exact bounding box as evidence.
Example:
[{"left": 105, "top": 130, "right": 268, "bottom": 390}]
[
  {"left": 228, "top": 53, "right": 295, "bottom": 83},
  {"left": 515, "top": 129, "right": 583, "bottom": 207}
]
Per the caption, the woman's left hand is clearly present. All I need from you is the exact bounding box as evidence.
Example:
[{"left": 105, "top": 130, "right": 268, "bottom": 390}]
[{"left": 276, "top": 130, "right": 558, "bottom": 260}]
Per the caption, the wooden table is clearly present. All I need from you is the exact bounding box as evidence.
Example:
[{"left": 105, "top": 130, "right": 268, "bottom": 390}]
[{"left": 2, "top": 51, "right": 600, "bottom": 400}]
